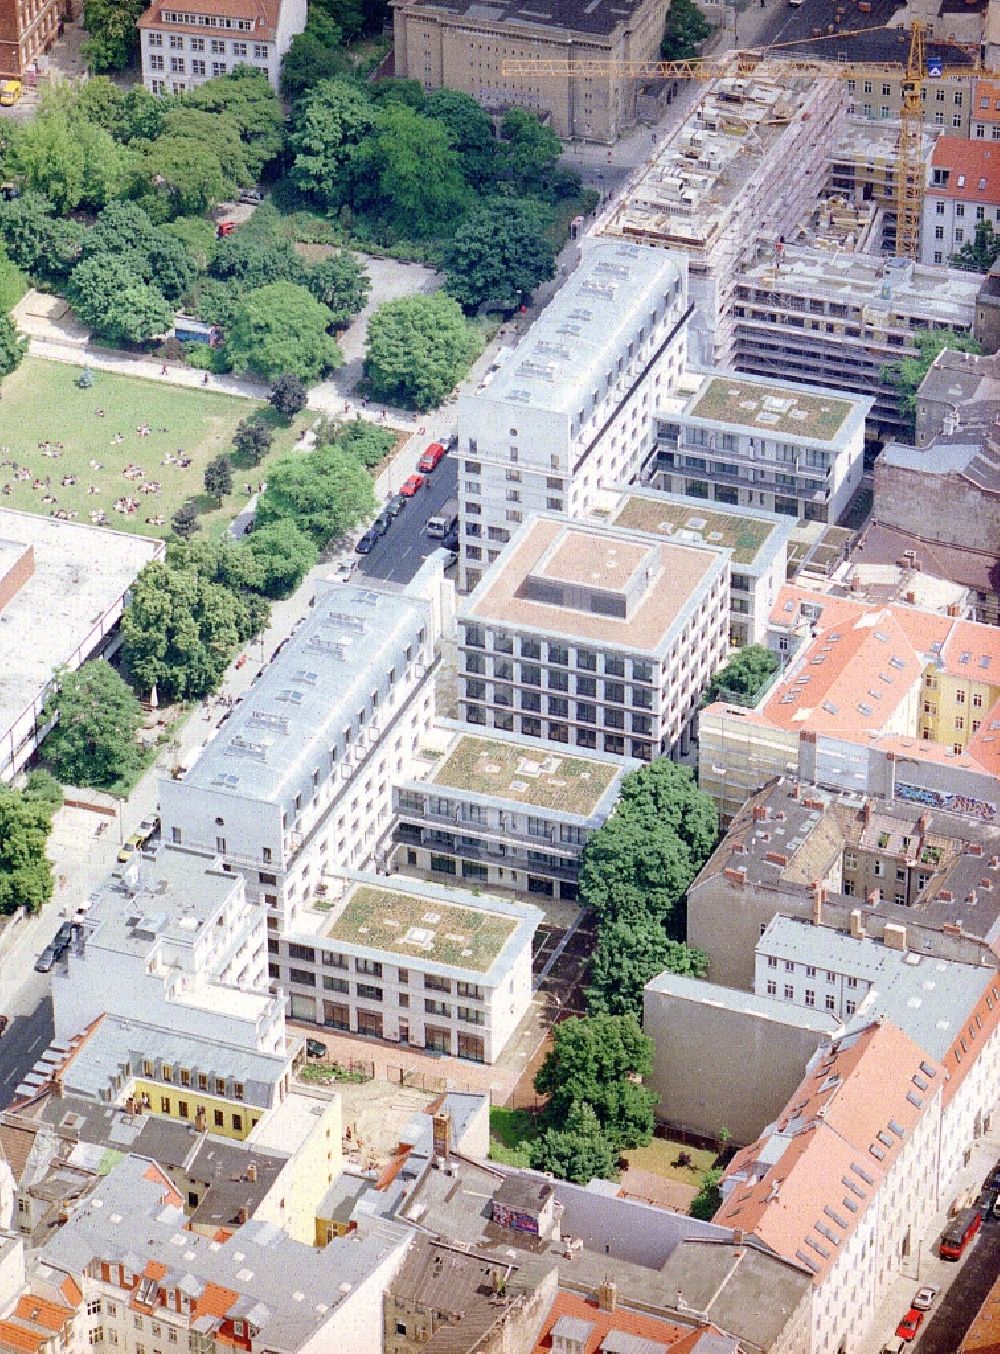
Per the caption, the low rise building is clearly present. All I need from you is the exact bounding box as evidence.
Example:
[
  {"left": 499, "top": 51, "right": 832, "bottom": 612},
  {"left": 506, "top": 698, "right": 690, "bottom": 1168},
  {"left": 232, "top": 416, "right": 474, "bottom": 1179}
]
[
  {"left": 137, "top": 0, "right": 305, "bottom": 93},
  {"left": 392, "top": 721, "right": 635, "bottom": 904},
  {"left": 458, "top": 514, "right": 729, "bottom": 761},
  {"left": 650, "top": 370, "right": 869, "bottom": 526},
  {"left": 456, "top": 241, "right": 690, "bottom": 591},
  {"left": 921, "top": 136, "right": 1000, "bottom": 266},
  {"left": 0, "top": 0, "right": 60, "bottom": 79},
  {"left": 608, "top": 489, "right": 794, "bottom": 648},
  {"left": 158, "top": 582, "right": 438, "bottom": 933},
  {"left": 275, "top": 874, "right": 541, "bottom": 1064},
  {"left": 390, "top": 0, "right": 667, "bottom": 142},
  {"left": 0, "top": 509, "right": 162, "bottom": 781}
]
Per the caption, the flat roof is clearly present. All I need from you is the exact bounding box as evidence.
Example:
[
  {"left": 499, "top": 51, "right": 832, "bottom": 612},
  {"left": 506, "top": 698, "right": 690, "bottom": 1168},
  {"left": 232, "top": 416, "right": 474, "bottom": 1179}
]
[
  {"left": 464, "top": 515, "right": 724, "bottom": 653},
  {"left": 430, "top": 733, "right": 620, "bottom": 816},
  {"left": 612, "top": 491, "right": 792, "bottom": 570},
  {"left": 0, "top": 509, "right": 162, "bottom": 774},
  {"left": 325, "top": 879, "right": 539, "bottom": 976},
  {"left": 391, "top": 0, "right": 651, "bottom": 37},
  {"left": 688, "top": 376, "right": 854, "bottom": 443},
  {"left": 645, "top": 970, "right": 838, "bottom": 1033}
]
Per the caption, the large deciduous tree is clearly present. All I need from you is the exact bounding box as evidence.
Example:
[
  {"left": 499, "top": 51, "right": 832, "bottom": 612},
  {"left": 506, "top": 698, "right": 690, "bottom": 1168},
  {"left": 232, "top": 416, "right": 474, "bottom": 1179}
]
[
  {"left": 255, "top": 443, "right": 376, "bottom": 546},
  {"left": 703, "top": 643, "right": 779, "bottom": 706},
  {"left": 528, "top": 1102, "right": 620, "bottom": 1184},
  {"left": 586, "top": 919, "right": 708, "bottom": 1021},
  {"left": 660, "top": 0, "right": 712, "bottom": 61},
  {"left": 304, "top": 250, "right": 370, "bottom": 327},
  {"left": 82, "top": 0, "right": 147, "bottom": 70},
  {"left": 0, "top": 784, "right": 55, "bottom": 916},
  {"left": 288, "top": 79, "right": 376, "bottom": 210},
  {"left": 0, "top": 315, "right": 27, "bottom": 378},
  {"left": 225, "top": 282, "right": 342, "bottom": 383},
  {"left": 444, "top": 200, "right": 556, "bottom": 313},
  {"left": 40, "top": 660, "right": 143, "bottom": 792},
  {"left": 364, "top": 292, "right": 480, "bottom": 411},
  {"left": 349, "top": 103, "right": 470, "bottom": 238},
  {"left": 68, "top": 254, "right": 173, "bottom": 346},
  {"left": 246, "top": 519, "right": 319, "bottom": 598}
]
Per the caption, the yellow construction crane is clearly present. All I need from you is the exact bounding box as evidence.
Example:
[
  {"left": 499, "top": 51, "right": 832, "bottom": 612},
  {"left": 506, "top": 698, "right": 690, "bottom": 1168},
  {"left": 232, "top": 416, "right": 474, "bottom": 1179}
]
[{"left": 502, "top": 22, "right": 979, "bottom": 259}]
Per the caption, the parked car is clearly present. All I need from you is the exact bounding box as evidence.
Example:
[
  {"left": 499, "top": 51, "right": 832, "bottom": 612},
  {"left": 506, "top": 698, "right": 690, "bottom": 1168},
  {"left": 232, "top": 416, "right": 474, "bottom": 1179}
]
[
  {"left": 880, "top": 1341, "right": 906, "bottom": 1354},
  {"left": 442, "top": 526, "right": 459, "bottom": 552},
  {"left": 34, "top": 943, "right": 59, "bottom": 974},
  {"left": 216, "top": 221, "right": 237, "bottom": 238},
  {"left": 896, "top": 1310, "right": 924, "bottom": 1343},
  {"left": 0, "top": 79, "right": 23, "bottom": 107},
  {"left": 117, "top": 833, "right": 144, "bottom": 864},
  {"left": 54, "top": 922, "right": 73, "bottom": 950},
  {"left": 911, "top": 1287, "right": 938, "bottom": 1312},
  {"left": 418, "top": 441, "right": 447, "bottom": 473},
  {"left": 238, "top": 188, "right": 263, "bottom": 204},
  {"left": 400, "top": 473, "right": 426, "bottom": 497},
  {"left": 978, "top": 1185, "right": 999, "bottom": 1216},
  {"left": 137, "top": 816, "right": 159, "bottom": 845},
  {"left": 374, "top": 510, "right": 392, "bottom": 535},
  {"left": 355, "top": 529, "right": 379, "bottom": 554},
  {"left": 305, "top": 1038, "right": 327, "bottom": 1059},
  {"left": 0, "top": 1015, "right": 9, "bottom": 1037},
  {"left": 331, "top": 558, "right": 357, "bottom": 583},
  {"left": 441, "top": 550, "right": 458, "bottom": 571},
  {"left": 385, "top": 494, "right": 406, "bottom": 518}
]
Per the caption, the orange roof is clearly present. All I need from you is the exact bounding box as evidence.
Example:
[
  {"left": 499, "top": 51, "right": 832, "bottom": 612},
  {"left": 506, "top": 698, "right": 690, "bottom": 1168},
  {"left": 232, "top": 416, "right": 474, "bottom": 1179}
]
[
  {"left": 0, "top": 1322, "right": 47, "bottom": 1353},
  {"left": 960, "top": 1273, "right": 1000, "bottom": 1354},
  {"left": 967, "top": 695, "right": 1000, "bottom": 776},
  {"left": 926, "top": 139, "right": 1000, "bottom": 204},
  {"left": 716, "top": 1023, "right": 941, "bottom": 1283},
  {"left": 533, "top": 1291, "right": 704, "bottom": 1354},
  {"left": 137, "top": 0, "right": 280, "bottom": 40},
  {"left": 144, "top": 1261, "right": 168, "bottom": 1282},
  {"left": 972, "top": 80, "right": 1000, "bottom": 125},
  {"left": 193, "top": 1282, "right": 239, "bottom": 1321},
  {"left": 12, "top": 1297, "right": 70, "bottom": 1334},
  {"left": 59, "top": 1277, "right": 82, "bottom": 1308},
  {"left": 938, "top": 620, "right": 1000, "bottom": 684}
]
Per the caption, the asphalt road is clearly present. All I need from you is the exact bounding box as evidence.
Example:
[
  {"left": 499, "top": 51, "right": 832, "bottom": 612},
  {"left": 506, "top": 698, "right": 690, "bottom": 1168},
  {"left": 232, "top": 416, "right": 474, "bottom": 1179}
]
[
  {"left": 916, "top": 1216, "right": 1000, "bottom": 1354},
  {"left": 356, "top": 454, "right": 458, "bottom": 586},
  {"left": 0, "top": 978, "right": 55, "bottom": 1110}
]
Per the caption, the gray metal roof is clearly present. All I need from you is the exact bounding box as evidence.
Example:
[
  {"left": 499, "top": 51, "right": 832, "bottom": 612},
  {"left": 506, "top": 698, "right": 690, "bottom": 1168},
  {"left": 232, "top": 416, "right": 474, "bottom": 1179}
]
[{"left": 644, "top": 971, "right": 839, "bottom": 1034}]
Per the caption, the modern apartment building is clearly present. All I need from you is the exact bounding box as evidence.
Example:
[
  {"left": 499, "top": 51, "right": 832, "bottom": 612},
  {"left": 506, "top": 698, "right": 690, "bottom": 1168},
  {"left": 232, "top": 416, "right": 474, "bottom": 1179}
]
[
  {"left": 52, "top": 847, "right": 284, "bottom": 1055},
  {"left": 137, "top": 0, "right": 305, "bottom": 93},
  {"left": 390, "top": 0, "right": 667, "bottom": 142},
  {"left": 732, "top": 249, "right": 981, "bottom": 439},
  {"left": 455, "top": 240, "right": 690, "bottom": 591},
  {"left": 650, "top": 370, "right": 869, "bottom": 526},
  {"left": 604, "top": 70, "right": 845, "bottom": 369},
  {"left": 158, "top": 583, "right": 438, "bottom": 934},
  {"left": 608, "top": 488, "right": 793, "bottom": 649},
  {"left": 457, "top": 514, "right": 730, "bottom": 761},
  {"left": 274, "top": 874, "right": 541, "bottom": 1063},
  {"left": 921, "top": 137, "right": 1000, "bottom": 266},
  {"left": 0, "top": 0, "right": 58, "bottom": 78},
  {"left": 393, "top": 721, "right": 635, "bottom": 903}
]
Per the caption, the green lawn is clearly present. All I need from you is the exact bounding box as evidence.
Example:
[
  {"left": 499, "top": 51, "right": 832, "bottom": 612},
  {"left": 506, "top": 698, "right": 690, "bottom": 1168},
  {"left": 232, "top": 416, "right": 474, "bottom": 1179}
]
[
  {"left": 0, "top": 359, "right": 269, "bottom": 540},
  {"left": 622, "top": 1136, "right": 717, "bottom": 1185},
  {"left": 488, "top": 1106, "right": 538, "bottom": 1167}
]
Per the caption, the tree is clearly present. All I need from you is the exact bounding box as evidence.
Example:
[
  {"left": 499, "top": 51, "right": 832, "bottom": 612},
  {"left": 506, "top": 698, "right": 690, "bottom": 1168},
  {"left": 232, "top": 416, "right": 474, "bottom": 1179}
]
[
  {"left": 288, "top": 79, "right": 377, "bottom": 210},
  {"left": 132, "top": 135, "right": 236, "bottom": 218},
  {"left": 204, "top": 454, "right": 233, "bottom": 503},
  {"left": 270, "top": 373, "right": 310, "bottom": 419},
  {"left": 233, "top": 417, "right": 274, "bottom": 465},
  {"left": 0, "top": 192, "right": 85, "bottom": 284},
  {"left": 181, "top": 70, "right": 284, "bottom": 181},
  {"left": 332, "top": 420, "right": 395, "bottom": 468},
  {"left": 247, "top": 519, "right": 319, "bottom": 597},
  {"left": 952, "top": 218, "right": 1000, "bottom": 272},
  {"left": 24, "top": 769, "right": 64, "bottom": 812},
  {"left": 83, "top": 0, "right": 147, "bottom": 69},
  {"left": 498, "top": 109, "right": 561, "bottom": 194},
  {"left": 158, "top": 105, "right": 254, "bottom": 187},
  {"left": 349, "top": 104, "right": 470, "bottom": 238},
  {"left": 534, "top": 1014, "right": 656, "bottom": 1150},
  {"left": 528, "top": 1102, "right": 620, "bottom": 1184},
  {"left": 225, "top": 282, "right": 342, "bottom": 384},
  {"left": 690, "top": 1167, "right": 723, "bottom": 1221},
  {"left": 364, "top": 293, "right": 480, "bottom": 411},
  {"left": 9, "top": 111, "right": 126, "bottom": 213},
  {"left": 209, "top": 205, "right": 307, "bottom": 291},
  {"left": 660, "top": 0, "right": 712, "bottom": 61},
  {"left": 883, "top": 329, "right": 981, "bottom": 427},
  {"left": 280, "top": 14, "right": 349, "bottom": 104},
  {"left": 171, "top": 500, "right": 201, "bottom": 539},
  {"left": 586, "top": 919, "right": 708, "bottom": 1020},
  {"left": 74, "top": 78, "right": 164, "bottom": 143},
  {"left": 68, "top": 255, "right": 173, "bottom": 346},
  {"left": 122, "top": 561, "right": 248, "bottom": 701},
  {"left": 0, "top": 315, "right": 27, "bottom": 379},
  {"left": 423, "top": 89, "right": 498, "bottom": 189},
  {"left": 83, "top": 201, "right": 197, "bottom": 302},
  {"left": 703, "top": 644, "right": 779, "bottom": 706},
  {"left": 40, "top": 660, "right": 143, "bottom": 792},
  {"left": 0, "top": 784, "right": 55, "bottom": 916},
  {"left": 304, "top": 251, "right": 370, "bottom": 327},
  {"left": 255, "top": 443, "right": 376, "bottom": 546},
  {"left": 444, "top": 200, "right": 556, "bottom": 313}
]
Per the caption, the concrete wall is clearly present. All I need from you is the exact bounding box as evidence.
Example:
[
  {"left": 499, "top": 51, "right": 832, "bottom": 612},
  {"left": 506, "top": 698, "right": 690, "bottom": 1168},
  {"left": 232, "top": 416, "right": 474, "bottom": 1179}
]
[
  {"left": 874, "top": 456, "right": 1000, "bottom": 557},
  {"left": 643, "top": 981, "right": 834, "bottom": 1144}
]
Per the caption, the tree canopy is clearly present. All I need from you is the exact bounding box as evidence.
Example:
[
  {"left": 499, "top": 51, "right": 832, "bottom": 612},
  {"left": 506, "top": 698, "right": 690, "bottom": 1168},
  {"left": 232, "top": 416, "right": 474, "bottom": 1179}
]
[
  {"left": 534, "top": 1014, "right": 657, "bottom": 1151},
  {"left": 225, "top": 281, "right": 342, "bottom": 383},
  {"left": 444, "top": 200, "right": 555, "bottom": 313},
  {"left": 690, "top": 1166, "right": 724, "bottom": 1221},
  {"left": 883, "top": 329, "right": 982, "bottom": 427},
  {"left": 0, "top": 315, "right": 27, "bottom": 379},
  {"left": 660, "top": 0, "right": 712, "bottom": 61},
  {"left": 0, "top": 783, "right": 55, "bottom": 916},
  {"left": 350, "top": 103, "right": 471, "bottom": 239},
  {"left": 528, "top": 1101, "right": 620, "bottom": 1184},
  {"left": 703, "top": 644, "right": 779, "bottom": 706},
  {"left": 255, "top": 443, "right": 376, "bottom": 546},
  {"left": 364, "top": 292, "right": 480, "bottom": 411},
  {"left": 83, "top": 0, "right": 147, "bottom": 70},
  {"left": 586, "top": 919, "right": 708, "bottom": 1020},
  {"left": 8, "top": 108, "right": 127, "bottom": 213},
  {"left": 952, "top": 219, "right": 1000, "bottom": 273},
  {"left": 303, "top": 250, "right": 370, "bottom": 327},
  {"left": 68, "top": 254, "right": 173, "bottom": 346},
  {"left": 40, "top": 660, "right": 143, "bottom": 792},
  {"left": 288, "top": 79, "right": 377, "bottom": 211},
  {"left": 246, "top": 519, "right": 318, "bottom": 597}
]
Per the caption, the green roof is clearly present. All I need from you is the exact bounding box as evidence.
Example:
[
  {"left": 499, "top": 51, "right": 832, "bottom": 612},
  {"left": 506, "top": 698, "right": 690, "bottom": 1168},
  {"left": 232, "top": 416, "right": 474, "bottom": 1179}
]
[
  {"left": 612, "top": 496, "right": 776, "bottom": 567},
  {"left": 326, "top": 884, "right": 517, "bottom": 972},
  {"left": 690, "top": 377, "right": 853, "bottom": 441},
  {"left": 431, "top": 735, "right": 618, "bottom": 815}
]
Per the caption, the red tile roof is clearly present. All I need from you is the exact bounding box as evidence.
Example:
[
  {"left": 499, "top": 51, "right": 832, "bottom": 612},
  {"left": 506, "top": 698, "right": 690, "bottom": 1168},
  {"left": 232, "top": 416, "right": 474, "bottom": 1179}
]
[
  {"left": 11, "top": 1297, "right": 71, "bottom": 1334},
  {"left": 972, "top": 80, "right": 1000, "bottom": 126},
  {"left": 926, "top": 139, "right": 1000, "bottom": 203},
  {"left": 533, "top": 1291, "right": 707, "bottom": 1354},
  {"left": 137, "top": 0, "right": 280, "bottom": 40}
]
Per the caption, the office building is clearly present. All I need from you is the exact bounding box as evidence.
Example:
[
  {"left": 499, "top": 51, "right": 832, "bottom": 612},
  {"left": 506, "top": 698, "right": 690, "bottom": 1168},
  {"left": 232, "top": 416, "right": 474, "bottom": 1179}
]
[
  {"left": 458, "top": 514, "right": 729, "bottom": 761},
  {"left": 138, "top": 0, "right": 306, "bottom": 93},
  {"left": 650, "top": 370, "right": 869, "bottom": 526},
  {"left": 393, "top": 721, "right": 635, "bottom": 903},
  {"left": 608, "top": 489, "right": 793, "bottom": 648},
  {"left": 390, "top": 0, "right": 666, "bottom": 142},
  {"left": 158, "top": 583, "right": 438, "bottom": 933},
  {"left": 456, "top": 240, "right": 690, "bottom": 591},
  {"left": 275, "top": 874, "right": 542, "bottom": 1064}
]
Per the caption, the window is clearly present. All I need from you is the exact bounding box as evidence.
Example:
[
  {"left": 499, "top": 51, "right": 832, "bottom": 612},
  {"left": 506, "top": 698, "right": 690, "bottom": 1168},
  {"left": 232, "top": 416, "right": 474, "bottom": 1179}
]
[
  {"left": 88, "top": 1331, "right": 104, "bottom": 1347},
  {"left": 214, "top": 1109, "right": 225, "bottom": 1127},
  {"left": 825, "top": 994, "right": 836, "bottom": 1012},
  {"left": 784, "top": 984, "right": 793, "bottom": 1000},
  {"left": 87, "top": 1300, "right": 103, "bottom": 1316},
  {"left": 805, "top": 989, "right": 815, "bottom": 1007},
  {"left": 232, "top": 1113, "right": 243, "bottom": 1131},
  {"left": 357, "top": 983, "right": 382, "bottom": 1001},
  {"left": 766, "top": 980, "right": 777, "bottom": 996}
]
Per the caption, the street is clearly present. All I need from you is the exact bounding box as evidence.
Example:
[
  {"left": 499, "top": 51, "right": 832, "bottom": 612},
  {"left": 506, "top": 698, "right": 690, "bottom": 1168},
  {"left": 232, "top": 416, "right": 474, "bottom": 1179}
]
[
  {"left": 0, "top": 977, "right": 54, "bottom": 1110},
  {"left": 356, "top": 455, "right": 458, "bottom": 586},
  {"left": 916, "top": 1214, "right": 999, "bottom": 1354}
]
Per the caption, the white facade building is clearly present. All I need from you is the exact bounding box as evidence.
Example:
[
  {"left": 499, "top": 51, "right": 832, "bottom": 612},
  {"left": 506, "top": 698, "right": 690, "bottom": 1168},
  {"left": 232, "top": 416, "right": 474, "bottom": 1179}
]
[
  {"left": 158, "top": 583, "right": 438, "bottom": 935},
  {"left": 920, "top": 137, "right": 1000, "bottom": 266},
  {"left": 457, "top": 513, "right": 729, "bottom": 760},
  {"left": 456, "top": 240, "right": 691, "bottom": 590},
  {"left": 138, "top": 0, "right": 306, "bottom": 93},
  {"left": 276, "top": 873, "right": 542, "bottom": 1064}
]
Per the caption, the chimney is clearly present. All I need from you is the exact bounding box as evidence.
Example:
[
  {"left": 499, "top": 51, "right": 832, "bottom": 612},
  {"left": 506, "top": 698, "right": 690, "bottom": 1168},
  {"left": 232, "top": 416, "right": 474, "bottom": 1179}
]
[
  {"left": 432, "top": 1109, "right": 452, "bottom": 1159},
  {"left": 752, "top": 804, "right": 769, "bottom": 823},
  {"left": 246, "top": 1161, "right": 257, "bottom": 1183},
  {"left": 237, "top": 1206, "right": 248, "bottom": 1224},
  {"left": 812, "top": 880, "right": 826, "bottom": 926},
  {"left": 917, "top": 812, "right": 930, "bottom": 834},
  {"left": 868, "top": 889, "right": 881, "bottom": 905},
  {"left": 597, "top": 1279, "right": 617, "bottom": 1313},
  {"left": 765, "top": 851, "right": 789, "bottom": 867},
  {"left": 724, "top": 866, "right": 748, "bottom": 886},
  {"left": 905, "top": 591, "right": 916, "bottom": 604},
  {"left": 966, "top": 842, "right": 984, "bottom": 857},
  {"left": 883, "top": 922, "right": 907, "bottom": 951},
  {"left": 732, "top": 1228, "right": 744, "bottom": 1247},
  {"left": 789, "top": 783, "right": 800, "bottom": 800},
  {"left": 862, "top": 800, "right": 873, "bottom": 826},
  {"left": 849, "top": 909, "right": 865, "bottom": 940},
  {"left": 195, "top": 1107, "right": 207, "bottom": 1133}
]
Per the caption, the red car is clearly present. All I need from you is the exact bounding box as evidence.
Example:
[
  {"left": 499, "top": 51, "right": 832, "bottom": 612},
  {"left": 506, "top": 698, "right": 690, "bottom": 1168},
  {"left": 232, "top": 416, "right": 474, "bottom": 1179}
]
[
  {"left": 400, "top": 473, "right": 426, "bottom": 497},
  {"left": 216, "top": 221, "right": 237, "bottom": 238},
  {"left": 418, "top": 441, "right": 447, "bottom": 473},
  {"left": 896, "top": 1310, "right": 924, "bottom": 1343}
]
